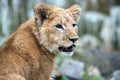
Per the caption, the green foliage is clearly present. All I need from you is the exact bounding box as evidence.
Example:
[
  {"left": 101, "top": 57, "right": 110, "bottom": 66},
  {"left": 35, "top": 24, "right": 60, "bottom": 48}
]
[
  {"left": 61, "top": 76, "right": 69, "bottom": 80},
  {"left": 84, "top": 76, "right": 105, "bottom": 80},
  {"left": 83, "top": 71, "right": 105, "bottom": 80}
]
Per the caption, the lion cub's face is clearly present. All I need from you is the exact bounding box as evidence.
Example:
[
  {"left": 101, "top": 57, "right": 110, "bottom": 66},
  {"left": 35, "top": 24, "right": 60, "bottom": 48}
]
[{"left": 34, "top": 4, "right": 81, "bottom": 56}]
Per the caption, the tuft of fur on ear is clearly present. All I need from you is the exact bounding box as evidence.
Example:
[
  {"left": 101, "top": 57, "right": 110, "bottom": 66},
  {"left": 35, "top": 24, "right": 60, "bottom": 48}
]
[
  {"left": 67, "top": 4, "right": 81, "bottom": 23},
  {"left": 34, "top": 4, "right": 56, "bottom": 26}
]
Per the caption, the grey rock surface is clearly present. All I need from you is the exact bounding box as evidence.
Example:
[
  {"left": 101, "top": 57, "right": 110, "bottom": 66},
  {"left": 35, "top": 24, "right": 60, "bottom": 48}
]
[
  {"left": 108, "top": 70, "right": 120, "bottom": 80},
  {"left": 58, "top": 58, "right": 84, "bottom": 80}
]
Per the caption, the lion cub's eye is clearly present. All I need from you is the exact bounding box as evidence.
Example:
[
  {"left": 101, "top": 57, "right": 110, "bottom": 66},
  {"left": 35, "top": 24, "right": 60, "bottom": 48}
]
[
  {"left": 72, "top": 24, "right": 77, "bottom": 27},
  {"left": 55, "top": 24, "right": 64, "bottom": 30}
]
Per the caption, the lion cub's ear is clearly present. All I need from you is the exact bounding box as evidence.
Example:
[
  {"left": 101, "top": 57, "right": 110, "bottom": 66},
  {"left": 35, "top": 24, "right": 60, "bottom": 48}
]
[
  {"left": 34, "top": 4, "right": 56, "bottom": 26},
  {"left": 67, "top": 4, "right": 81, "bottom": 23}
]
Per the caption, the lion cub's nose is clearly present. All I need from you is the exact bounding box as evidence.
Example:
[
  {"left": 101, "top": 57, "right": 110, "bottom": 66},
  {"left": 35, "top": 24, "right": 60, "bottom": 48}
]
[{"left": 69, "top": 38, "right": 78, "bottom": 43}]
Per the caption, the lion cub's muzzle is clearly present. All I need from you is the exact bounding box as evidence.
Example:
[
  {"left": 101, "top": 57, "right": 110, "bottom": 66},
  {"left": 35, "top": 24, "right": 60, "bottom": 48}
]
[
  {"left": 58, "top": 37, "right": 78, "bottom": 57},
  {"left": 59, "top": 37, "right": 78, "bottom": 52}
]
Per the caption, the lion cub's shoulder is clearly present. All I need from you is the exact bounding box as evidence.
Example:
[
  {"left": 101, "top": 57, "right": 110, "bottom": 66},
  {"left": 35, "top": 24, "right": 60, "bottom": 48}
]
[{"left": 0, "top": 18, "right": 37, "bottom": 53}]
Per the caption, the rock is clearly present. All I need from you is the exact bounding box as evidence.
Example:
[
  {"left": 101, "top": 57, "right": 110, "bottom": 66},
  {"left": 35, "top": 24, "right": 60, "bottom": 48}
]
[
  {"left": 116, "top": 27, "right": 120, "bottom": 48},
  {"left": 100, "top": 17, "right": 115, "bottom": 52},
  {"left": 74, "top": 45, "right": 120, "bottom": 77},
  {"left": 108, "top": 70, "right": 120, "bottom": 80},
  {"left": 109, "top": 54, "right": 120, "bottom": 74},
  {"left": 74, "top": 38, "right": 119, "bottom": 77},
  {"left": 88, "top": 66, "right": 101, "bottom": 77},
  {"left": 110, "top": 6, "right": 120, "bottom": 50},
  {"left": 58, "top": 58, "right": 84, "bottom": 80},
  {"left": 77, "top": 34, "right": 100, "bottom": 48},
  {"left": 100, "top": 6, "right": 120, "bottom": 51},
  {"left": 110, "top": 6, "right": 120, "bottom": 27},
  {"left": 84, "top": 12, "right": 105, "bottom": 36}
]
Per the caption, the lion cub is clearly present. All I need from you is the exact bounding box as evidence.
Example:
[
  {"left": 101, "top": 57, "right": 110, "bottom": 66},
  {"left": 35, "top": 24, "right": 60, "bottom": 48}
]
[{"left": 0, "top": 4, "right": 81, "bottom": 80}]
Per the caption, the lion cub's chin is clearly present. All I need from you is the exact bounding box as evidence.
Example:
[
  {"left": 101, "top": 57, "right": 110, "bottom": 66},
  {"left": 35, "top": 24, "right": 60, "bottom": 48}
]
[
  {"left": 60, "top": 51, "right": 74, "bottom": 57},
  {"left": 58, "top": 44, "right": 75, "bottom": 56}
]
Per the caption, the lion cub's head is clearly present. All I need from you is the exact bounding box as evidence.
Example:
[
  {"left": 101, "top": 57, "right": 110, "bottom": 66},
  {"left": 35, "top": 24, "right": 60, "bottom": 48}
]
[{"left": 34, "top": 4, "right": 81, "bottom": 56}]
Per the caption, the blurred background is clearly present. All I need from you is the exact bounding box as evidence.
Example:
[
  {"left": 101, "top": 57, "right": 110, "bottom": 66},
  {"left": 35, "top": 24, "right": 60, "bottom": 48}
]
[{"left": 0, "top": 0, "right": 120, "bottom": 80}]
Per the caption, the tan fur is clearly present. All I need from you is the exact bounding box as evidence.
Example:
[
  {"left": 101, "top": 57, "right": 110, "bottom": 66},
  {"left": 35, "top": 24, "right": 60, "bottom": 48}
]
[{"left": 0, "top": 4, "right": 81, "bottom": 80}]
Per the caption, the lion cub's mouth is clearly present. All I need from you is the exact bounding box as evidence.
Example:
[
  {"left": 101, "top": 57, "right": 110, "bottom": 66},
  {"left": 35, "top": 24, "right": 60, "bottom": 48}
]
[{"left": 58, "top": 45, "right": 75, "bottom": 52}]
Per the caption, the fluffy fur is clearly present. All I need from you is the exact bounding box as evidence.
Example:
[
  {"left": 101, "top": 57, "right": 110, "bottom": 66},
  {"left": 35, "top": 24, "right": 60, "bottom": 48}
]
[{"left": 0, "top": 4, "right": 81, "bottom": 80}]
